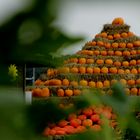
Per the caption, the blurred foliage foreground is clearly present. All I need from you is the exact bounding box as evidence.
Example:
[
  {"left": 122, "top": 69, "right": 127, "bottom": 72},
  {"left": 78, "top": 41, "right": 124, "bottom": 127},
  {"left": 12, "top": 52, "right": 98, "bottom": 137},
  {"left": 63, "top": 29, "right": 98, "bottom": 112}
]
[{"left": 1, "top": 84, "right": 140, "bottom": 140}]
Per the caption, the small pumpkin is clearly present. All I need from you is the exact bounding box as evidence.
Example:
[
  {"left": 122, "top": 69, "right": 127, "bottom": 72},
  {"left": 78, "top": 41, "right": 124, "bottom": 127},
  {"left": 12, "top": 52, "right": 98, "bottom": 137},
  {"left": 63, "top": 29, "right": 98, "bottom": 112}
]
[
  {"left": 112, "top": 17, "right": 124, "bottom": 25},
  {"left": 65, "top": 89, "right": 73, "bottom": 97}
]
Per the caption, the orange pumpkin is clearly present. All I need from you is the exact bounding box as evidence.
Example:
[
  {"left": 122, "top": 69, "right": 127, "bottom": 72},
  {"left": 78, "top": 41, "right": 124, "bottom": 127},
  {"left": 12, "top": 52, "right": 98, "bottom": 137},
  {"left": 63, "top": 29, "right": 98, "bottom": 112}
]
[
  {"left": 96, "top": 81, "right": 103, "bottom": 88},
  {"left": 114, "top": 33, "right": 121, "bottom": 39},
  {"left": 127, "top": 79, "right": 135, "bottom": 86},
  {"left": 122, "top": 61, "right": 129, "bottom": 67},
  {"left": 131, "top": 88, "right": 138, "bottom": 95},
  {"left": 119, "top": 42, "right": 126, "bottom": 48},
  {"left": 79, "top": 58, "right": 86, "bottom": 64},
  {"left": 70, "top": 81, "right": 78, "bottom": 86},
  {"left": 97, "top": 41, "right": 104, "bottom": 46},
  {"left": 73, "top": 89, "right": 81, "bottom": 96},
  {"left": 127, "top": 43, "right": 133, "bottom": 48},
  {"left": 86, "top": 58, "right": 94, "bottom": 64},
  {"left": 104, "top": 42, "right": 111, "bottom": 49},
  {"left": 32, "top": 88, "right": 42, "bottom": 97},
  {"left": 114, "top": 61, "right": 121, "bottom": 67},
  {"left": 65, "top": 89, "right": 73, "bottom": 97},
  {"left": 101, "top": 32, "right": 107, "bottom": 38},
  {"left": 93, "top": 67, "right": 101, "bottom": 74},
  {"left": 112, "top": 42, "right": 119, "bottom": 48},
  {"left": 49, "top": 79, "right": 62, "bottom": 86},
  {"left": 109, "top": 67, "right": 118, "bottom": 74},
  {"left": 129, "top": 60, "right": 136, "bottom": 66},
  {"left": 86, "top": 67, "right": 93, "bottom": 74},
  {"left": 96, "top": 59, "right": 104, "bottom": 65},
  {"left": 115, "top": 51, "right": 122, "bottom": 56},
  {"left": 130, "top": 50, "right": 137, "bottom": 55},
  {"left": 100, "top": 67, "right": 108, "bottom": 74},
  {"left": 100, "top": 50, "right": 107, "bottom": 56},
  {"left": 41, "top": 88, "right": 50, "bottom": 97},
  {"left": 118, "top": 69, "right": 125, "bottom": 74},
  {"left": 62, "top": 79, "right": 70, "bottom": 86},
  {"left": 34, "top": 79, "right": 43, "bottom": 86},
  {"left": 112, "top": 17, "right": 124, "bottom": 25},
  {"left": 103, "top": 80, "right": 110, "bottom": 87},
  {"left": 133, "top": 40, "right": 140, "bottom": 47},
  {"left": 88, "top": 81, "right": 96, "bottom": 87},
  {"left": 105, "top": 59, "right": 113, "bottom": 65},
  {"left": 131, "top": 68, "right": 138, "bottom": 74},
  {"left": 79, "top": 66, "right": 86, "bottom": 74},
  {"left": 121, "top": 32, "right": 128, "bottom": 38},
  {"left": 57, "top": 89, "right": 65, "bottom": 97},
  {"left": 120, "top": 79, "right": 127, "bottom": 85},
  {"left": 79, "top": 80, "right": 88, "bottom": 86},
  {"left": 123, "top": 50, "right": 130, "bottom": 56},
  {"left": 58, "top": 67, "right": 70, "bottom": 73},
  {"left": 70, "top": 67, "right": 79, "bottom": 73},
  {"left": 107, "top": 35, "right": 113, "bottom": 40}
]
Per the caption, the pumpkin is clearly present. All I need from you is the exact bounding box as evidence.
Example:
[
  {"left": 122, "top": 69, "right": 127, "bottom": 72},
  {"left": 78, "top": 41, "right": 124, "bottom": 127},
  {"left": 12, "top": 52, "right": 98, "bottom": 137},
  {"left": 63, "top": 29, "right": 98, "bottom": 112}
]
[
  {"left": 79, "top": 80, "right": 88, "bottom": 86},
  {"left": 112, "top": 42, "right": 119, "bottom": 48},
  {"left": 113, "top": 33, "right": 121, "bottom": 39},
  {"left": 58, "top": 67, "right": 70, "bottom": 73},
  {"left": 65, "top": 89, "right": 73, "bottom": 97},
  {"left": 121, "top": 32, "right": 128, "bottom": 38},
  {"left": 119, "top": 42, "right": 126, "bottom": 48},
  {"left": 131, "top": 88, "right": 138, "bottom": 95},
  {"left": 62, "top": 79, "right": 70, "bottom": 86},
  {"left": 129, "top": 60, "right": 136, "bottom": 66},
  {"left": 34, "top": 79, "right": 43, "bottom": 86},
  {"left": 100, "top": 50, "right": 107, "bottom": 56},
  {"left": 86, "top": 67, "right": 93, "bottom": 74},
  {"left": 97, "top": 41, "right": 104, "bottom": 46},
  {"left": 73, "top": 89, "right": 81, "bottom": 96},
  {"left": 107, "top": 35, "right": 113, "bottom": 40},
  {"left": 101, "top": 32, "right": 107, "bottom": 38},
  {"left": 93, "top": 67, "right": 101, "bottom": 74},
  {"left": 70, "top": 67, "right": 79, "bottom": 73},
  {"left": 79, "top": 58, "right": 86, "bottom": 64},
  {"left": 127, "top": 79, "right": 135, "bottom": 86},
  {"left": 104, "top": 42, "right": 111, "bottom": 49},
  {"left": 41, "top": 88, "right": 50, "bottom": 97},
  {"left": 70, "top": 81, "right": 78, "bottom": 86},
  {"left": 88, "top": 81, "right": 96, "bottom": 87},
  {"left": 114, "top": 61, "right": 121, "bottom": 67},
  {"left": 115, "top": 51, "right": 122, "bottom": 56},
  {"left": 103, "top": 80, "right": 110, "bottom": 87},
  {"left": 96, "top": 81, "right": 103, "bottom": 88},
  {"left": 127, "top": 43, "right": 133, "bottom": 48},
  {"left": 57, "top": 89, "right": 65, "bottom": 97},
  {"left": 133, "top": 40, "right": 140, "bottom": 47},
  {"left": 79, "top": 66, "right": 86, "bottom": 74},
  {"left": 96, "top": 59, "right": 104, "bottom": 65},
  {"left": 112, "top": 17, "right": 124, "bottom": 25},
  {"left": 32, "top": 88, "right": 42, "bottom": 97},
  {"left": 122, "top": 61, "right": 129, "bottom": 67},
  {"left": 49, "top": 79, "right": 62, "bottom": 86},
  {"left": 105, "top": 59, "right": 113, "bottom": 65},
  {"left": 100, "top": 67, "right": 108, "bottom": 74},
  {"left": 109, "top": 67, "right": 118, "bottom": 74},
  {"left": 86, "top": 58, "right": 94, "bottom": 64}
]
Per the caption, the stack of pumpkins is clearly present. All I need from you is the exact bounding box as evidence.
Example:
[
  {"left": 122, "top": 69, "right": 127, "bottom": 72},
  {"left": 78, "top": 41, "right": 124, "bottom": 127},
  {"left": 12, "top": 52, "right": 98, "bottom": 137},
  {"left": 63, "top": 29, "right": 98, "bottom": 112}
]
[{"left": 32, "top": 17, "right": 140, "bottom": 97}]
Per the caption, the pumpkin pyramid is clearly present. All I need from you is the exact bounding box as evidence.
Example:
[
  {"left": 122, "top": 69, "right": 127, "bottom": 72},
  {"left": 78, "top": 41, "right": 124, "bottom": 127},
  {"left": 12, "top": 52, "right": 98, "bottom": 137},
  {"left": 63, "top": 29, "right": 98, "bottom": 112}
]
[
  {"left": 33, "top": 17, "right": 140, "bottom": 97},
  {"left": 30, "top": 17, "right": 140, "bottom": 137}
]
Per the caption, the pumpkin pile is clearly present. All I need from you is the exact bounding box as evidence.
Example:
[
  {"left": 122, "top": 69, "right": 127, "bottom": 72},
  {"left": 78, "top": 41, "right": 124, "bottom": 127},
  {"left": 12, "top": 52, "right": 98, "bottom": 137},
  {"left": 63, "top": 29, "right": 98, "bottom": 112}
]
[
  {"left": 32, "top": 17, "right": 140, "bottom": 97},
  {"left": 43, "top": 105, "right": 117, "bottom": 136}
]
